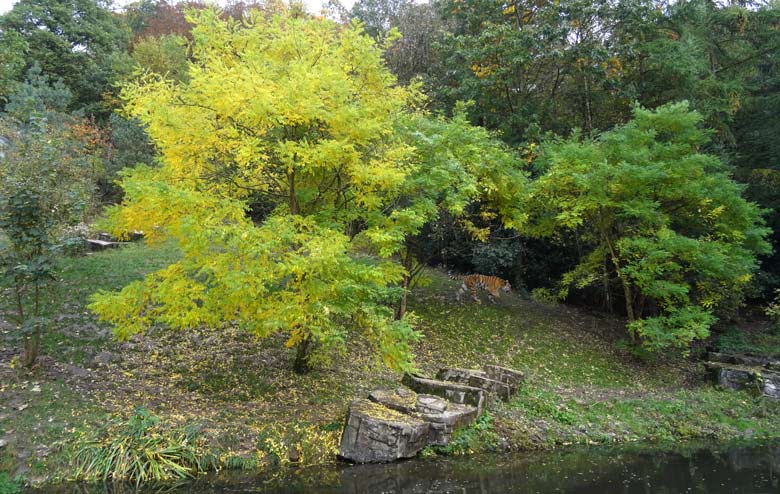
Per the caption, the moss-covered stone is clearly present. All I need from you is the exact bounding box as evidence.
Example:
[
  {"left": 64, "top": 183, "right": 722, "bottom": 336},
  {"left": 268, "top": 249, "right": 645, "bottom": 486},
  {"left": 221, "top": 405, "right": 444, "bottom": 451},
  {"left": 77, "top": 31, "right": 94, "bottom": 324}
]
[
  {"left": 339, "top": 399, "right": 429, "bottom": 463},
  {"left": 368, "top": 388, "right": 418, "bottom": 414}
]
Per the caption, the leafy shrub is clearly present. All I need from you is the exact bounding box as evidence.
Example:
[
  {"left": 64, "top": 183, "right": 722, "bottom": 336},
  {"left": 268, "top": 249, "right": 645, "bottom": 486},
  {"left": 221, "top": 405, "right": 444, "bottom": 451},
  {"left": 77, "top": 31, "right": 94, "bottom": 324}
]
[
  {"left": 72, "top": 407, "right": 218, "bottom": 482},
  {"left": 531, "top": 287, "right": 559, "bottom": 304},
  {"left": 257, "top": 423, "right": 340, "bottom": 468},
  {"left": 766, "top": 289, "right": 780, "bottom": 333},
  {"left": 716, "top": 326, "right": 780, "bottom": 357},
  {"left": 436, "top": 413, "right": 499, "bottom": 455}
]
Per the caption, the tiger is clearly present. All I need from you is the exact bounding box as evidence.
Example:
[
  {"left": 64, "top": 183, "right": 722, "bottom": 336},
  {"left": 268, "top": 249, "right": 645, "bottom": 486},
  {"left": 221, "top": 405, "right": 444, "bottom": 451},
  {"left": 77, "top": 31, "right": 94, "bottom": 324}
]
[{"left": 450, "top": 272, "right": 512, "bottom": 304}]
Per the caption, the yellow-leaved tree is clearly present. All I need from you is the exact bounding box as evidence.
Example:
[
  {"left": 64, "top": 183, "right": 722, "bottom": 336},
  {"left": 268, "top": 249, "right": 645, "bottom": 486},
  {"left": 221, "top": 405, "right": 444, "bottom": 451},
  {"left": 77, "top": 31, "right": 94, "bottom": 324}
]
[{"left": 89, "top": 6, "right": 526, "bottom": 373}]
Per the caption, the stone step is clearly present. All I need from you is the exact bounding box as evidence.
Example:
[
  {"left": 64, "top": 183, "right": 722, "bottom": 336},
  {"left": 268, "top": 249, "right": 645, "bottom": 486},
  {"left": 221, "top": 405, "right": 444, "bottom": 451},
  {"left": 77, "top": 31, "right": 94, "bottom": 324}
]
[
  {"left": 415, "top": 394, "right": 479, "bottom": 446},
  {"left": 705, "top": 362, "right": 780, "bottom": 399},
  {"left": 485, "top": 364, "right": 525, "bottom": 388},
  {"left": 436, "top": 368, "right": 515, "bottom": 400},
  {"left": 401, "top": 374, "right": 484, "bottom": 413},
  {"left": 368, "top": 387, "right": 418, "bottom": 414},
  {"left": 368, "top": 387, "right": 479, "bottom": 447},
  {"left": 338, "top": 399, "right": 429, "bottom": 463}
]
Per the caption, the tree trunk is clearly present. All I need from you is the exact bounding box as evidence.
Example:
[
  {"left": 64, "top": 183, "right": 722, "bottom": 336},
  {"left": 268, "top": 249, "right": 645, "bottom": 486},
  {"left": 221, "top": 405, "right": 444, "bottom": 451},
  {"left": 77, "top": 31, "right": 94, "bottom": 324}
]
[
  {"left": 395, "top": 248, "right": 416, "bottom": 321},
  {"left": 395, "top": 274, "right": 411, "bottom": 321},
  {"left": 22, "top": 284, "right": 42, "bottom": 368},
  {"left": 602, "top": 255, "right": 613, "bottom": 313},
  {"left": 23, "top": 332, "right": 40, "bottom": 368},
  {"left": 293, "top": 337, "right": 312, "bottom": 374},
  {"left": 603, "top": 232, "right": 637, "bottom": 342},
  {"left": 288, "top": 168, "right": 300, "bottom": 215}
]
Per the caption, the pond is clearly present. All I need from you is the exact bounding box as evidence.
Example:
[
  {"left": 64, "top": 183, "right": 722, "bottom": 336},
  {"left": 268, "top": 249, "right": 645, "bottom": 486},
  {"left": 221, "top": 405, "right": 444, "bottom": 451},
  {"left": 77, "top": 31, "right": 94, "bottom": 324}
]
[{"left": 30, "top": 441, "right": 780, "bottom": 494}]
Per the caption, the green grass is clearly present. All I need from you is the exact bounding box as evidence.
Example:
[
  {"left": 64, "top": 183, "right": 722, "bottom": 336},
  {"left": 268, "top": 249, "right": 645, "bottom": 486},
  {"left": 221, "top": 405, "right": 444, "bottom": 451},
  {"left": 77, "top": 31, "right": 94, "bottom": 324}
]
[
  {"left": 0, "top": 472, "right": 21, "bottom": 494},
  {"left": 0, "top": 381, "right": 110, "bottom": 483},
  {"left": 499, "top": 385, "right": 780, "bottom": 448},
  {"left": 410, "top": 270, "right": 684, "bottom": 389}
]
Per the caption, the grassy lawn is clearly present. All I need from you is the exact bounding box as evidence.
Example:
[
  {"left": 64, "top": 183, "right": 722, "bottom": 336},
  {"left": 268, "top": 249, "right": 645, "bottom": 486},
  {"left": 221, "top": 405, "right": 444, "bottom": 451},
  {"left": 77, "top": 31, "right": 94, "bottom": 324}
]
[{"left": 1, "top": 242, "right": 779, "bottom": 486}]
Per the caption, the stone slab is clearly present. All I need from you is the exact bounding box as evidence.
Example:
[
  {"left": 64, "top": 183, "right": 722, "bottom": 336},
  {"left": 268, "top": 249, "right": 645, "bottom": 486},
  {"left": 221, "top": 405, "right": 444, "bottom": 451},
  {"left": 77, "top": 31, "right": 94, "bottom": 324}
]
[
  {"left": 759, "top": 370, "right": 780, "bottom": 400},
  {"left": 402, "top": 374, "right": 484, "bottom": 413},
  {"left": 339, "top": 399, "right": 429, "bottom": 463},
  {"left": 437, "top": 368, "right": 514, "bottom": 400},
  {"left": 707, "top": 352, "right": 780, "bottom": 371},
  {"left": 368, "top": 387, "right": 418, "bottom": 414}
]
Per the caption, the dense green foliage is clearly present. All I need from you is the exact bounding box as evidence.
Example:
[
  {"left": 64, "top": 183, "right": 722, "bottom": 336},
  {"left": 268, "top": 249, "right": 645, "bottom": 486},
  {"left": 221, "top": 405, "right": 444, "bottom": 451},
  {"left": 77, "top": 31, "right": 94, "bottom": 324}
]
[
  {"left": 3, "top": 1, "right": 779, "bottom": 488},
  {"left": 0, "top": 0, "right": 131, "bottom": 115},
  {"left": 0, "top": 74, "right": 103, "bottom": 366},
  {"left": 523, "top": 103, "right": 769, "bottom": 351}
]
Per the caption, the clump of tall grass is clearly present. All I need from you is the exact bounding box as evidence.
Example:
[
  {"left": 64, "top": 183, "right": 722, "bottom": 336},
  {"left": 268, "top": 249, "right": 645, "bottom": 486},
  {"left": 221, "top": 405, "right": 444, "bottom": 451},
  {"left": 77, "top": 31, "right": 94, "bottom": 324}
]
[{"left": 72, "top": 407, "right": 219, "bottom": 482}]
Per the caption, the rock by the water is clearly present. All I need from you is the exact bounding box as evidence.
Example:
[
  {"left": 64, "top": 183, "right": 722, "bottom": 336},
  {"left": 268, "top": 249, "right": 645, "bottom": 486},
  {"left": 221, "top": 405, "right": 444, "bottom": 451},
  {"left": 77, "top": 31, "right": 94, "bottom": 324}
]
[
  {"left": 339, "top": 399, "right": 429, "bottom": 463},
  {"left": 707, "top": 352, "right": 780, "bottom": 371},
  {"left": 715, "top": 365, "right": 755, "bottom": 390},
  {"left": 340, "top": 363, "right": 526, "bottom": 463},
  {"left": 368, "top": 389, "right": 479, "bottom": 447},
  {"left": 402, "top": 374, "right": 485, "bottom": 413},
  {"left": 706, "top": 362, "right": 756, "bottom": 389}
]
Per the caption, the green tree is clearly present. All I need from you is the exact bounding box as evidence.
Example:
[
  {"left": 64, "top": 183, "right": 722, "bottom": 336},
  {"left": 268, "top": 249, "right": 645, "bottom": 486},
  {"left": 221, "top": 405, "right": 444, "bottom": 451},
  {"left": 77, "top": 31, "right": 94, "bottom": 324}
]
[
  {"left": 524, "top": 102, "right": 769, "bottom": 352},
  {"left": 89, "top": 7, "right": 425, "bottom": 373},
  {"left": 389, "top": 105, "right": 527, "bottom": 318},
  {"left": 0, "top": 0, "right": 130, "bottom": 115}
]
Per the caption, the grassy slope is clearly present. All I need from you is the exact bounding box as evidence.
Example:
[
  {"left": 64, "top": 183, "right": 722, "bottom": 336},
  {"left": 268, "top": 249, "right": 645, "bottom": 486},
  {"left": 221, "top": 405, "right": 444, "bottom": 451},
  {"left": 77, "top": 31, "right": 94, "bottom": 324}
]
[{"left": 1, "top": 242, "right": 780, "bottom": 485}]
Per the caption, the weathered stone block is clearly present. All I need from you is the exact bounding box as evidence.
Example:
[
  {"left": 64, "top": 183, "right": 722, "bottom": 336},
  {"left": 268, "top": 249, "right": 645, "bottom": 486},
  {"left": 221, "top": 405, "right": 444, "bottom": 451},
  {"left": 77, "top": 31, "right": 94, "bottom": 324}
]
[
  {"left": 707, "top": 352, "right": 780, "bottom": 371},
  {"left": 414, "top": 394, "right": 478, "bottom": 446},
  {"left": 484, "top": 364, "right": 525, "bottom": 389},
  {"left": 437, "top": 368, "right": 488, "bottom": 382},
  {"left": 718, "top": 367, "right": 755, "bottom": 390},
  {"left": 706, "top": 362, "right": 757, "bottom": 390},
  {"left": 759, "top": 371, "right": 780, "bottom": 399},
  {"left": 402, "top": 374, "right": 484, "bottom": 413},
  {"left": 339, "top": 399, "right": 429, "bottom": 463}
]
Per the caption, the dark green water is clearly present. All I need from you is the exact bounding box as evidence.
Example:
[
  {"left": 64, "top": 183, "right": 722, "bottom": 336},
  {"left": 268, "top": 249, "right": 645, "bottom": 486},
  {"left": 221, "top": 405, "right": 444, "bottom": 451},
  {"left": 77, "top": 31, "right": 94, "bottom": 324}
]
[{"left": 31, "top": 441, "right": 780, "bottom": 493}]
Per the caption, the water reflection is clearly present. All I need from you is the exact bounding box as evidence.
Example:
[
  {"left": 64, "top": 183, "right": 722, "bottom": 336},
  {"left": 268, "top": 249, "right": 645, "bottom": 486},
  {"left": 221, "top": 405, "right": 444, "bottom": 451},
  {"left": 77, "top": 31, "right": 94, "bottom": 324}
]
[{"left": 30, "top": 442, "right": 780, "bottom": 494}]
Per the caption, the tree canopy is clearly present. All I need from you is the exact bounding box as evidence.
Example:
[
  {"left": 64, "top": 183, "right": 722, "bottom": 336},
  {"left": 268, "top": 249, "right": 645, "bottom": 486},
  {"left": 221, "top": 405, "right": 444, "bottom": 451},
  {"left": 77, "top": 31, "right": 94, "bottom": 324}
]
[{"left": 524, "top": 102, "right": 769, "bottom": 351}]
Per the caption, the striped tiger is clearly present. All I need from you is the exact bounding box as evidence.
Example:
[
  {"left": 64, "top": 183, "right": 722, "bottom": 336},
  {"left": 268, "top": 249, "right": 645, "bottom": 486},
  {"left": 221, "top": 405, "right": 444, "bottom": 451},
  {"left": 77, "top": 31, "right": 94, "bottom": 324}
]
[{"left": 449, "top": 272, "right": 512, "bottom": 304}]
